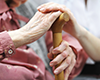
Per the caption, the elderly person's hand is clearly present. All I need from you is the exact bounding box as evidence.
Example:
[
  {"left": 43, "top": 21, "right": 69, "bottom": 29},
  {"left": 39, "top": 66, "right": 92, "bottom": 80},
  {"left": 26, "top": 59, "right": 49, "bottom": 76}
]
[
  {"left": 8, "top": 11, "right": 62, "bottom": 48},
  {"left": 48, "top": 40, "right": 76, "bottom": 80},
  {"left": 37, "top": 2, "right": 83, "bottom": 39},
  {"left": 5, "top": 1, "right": 62, "bottom": 48}
]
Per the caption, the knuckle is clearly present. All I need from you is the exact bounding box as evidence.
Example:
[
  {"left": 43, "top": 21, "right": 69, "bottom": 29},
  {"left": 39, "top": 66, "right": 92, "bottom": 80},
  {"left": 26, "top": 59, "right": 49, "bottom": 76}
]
[
  {"left": 66, "top": 58, "right": 71, "bottom": 64},
  {"left": 52, "top": 13, "right": 58, "bottom": 18},
  {"left": 63, "top": 43, "right": 68, "bottom": 48},
  {"left": 49, "top": 46, "right": 53, "bottom": 53},
  {"left": 61, "top": 51, "right": 67, "bottom": 58},
  {"left": 53, "top": 60, "right": 59, "bottom": 65},
  {"left": 62, "top": 40, "right": 69, "bottom": 47},
  {"left": 56, "top": 49, "right": 62, "bottom": 53},
  {"left": 58, "top": 68, "right": 63, "bottom": 73}
]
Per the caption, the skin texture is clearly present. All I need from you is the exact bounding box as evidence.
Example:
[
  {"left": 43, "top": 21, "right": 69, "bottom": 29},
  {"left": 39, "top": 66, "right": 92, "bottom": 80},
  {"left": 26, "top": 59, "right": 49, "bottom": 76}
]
[
  {"left": 38, "top": 2, "right": 100, "bottom": 61},
  {"left": 48, "top": 40, "right": 76, "bottom": 79},
  {"left": 37, "top": 2, "right": 77, "bottom": 80},
  {"left": 6, "top": 1, "right": 76, "bottom": 80},
  {"left": 37, "top": 2, "right": 81, "bottom": 38},
  {"left": 8, "top": 11, "right": 62, "bottom": 48}
]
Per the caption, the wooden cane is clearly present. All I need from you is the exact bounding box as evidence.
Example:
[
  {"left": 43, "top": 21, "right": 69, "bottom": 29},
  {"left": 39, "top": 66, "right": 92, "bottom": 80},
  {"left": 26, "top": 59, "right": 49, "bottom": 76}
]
[{"left": 51, "top": 13, "right": 69, "bottom": 80}]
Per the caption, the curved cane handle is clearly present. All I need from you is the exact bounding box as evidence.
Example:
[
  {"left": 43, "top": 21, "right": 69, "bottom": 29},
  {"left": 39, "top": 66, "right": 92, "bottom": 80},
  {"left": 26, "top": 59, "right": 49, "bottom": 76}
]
[{"left": 51, "top": 13, "right": 69, "bottom": 80}]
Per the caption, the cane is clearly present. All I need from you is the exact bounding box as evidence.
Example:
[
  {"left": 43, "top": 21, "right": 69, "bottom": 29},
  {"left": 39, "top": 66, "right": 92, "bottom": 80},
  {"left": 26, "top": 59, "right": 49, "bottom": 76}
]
[{"left": 51, "top": 13, "right": 69, "bottom": 80}]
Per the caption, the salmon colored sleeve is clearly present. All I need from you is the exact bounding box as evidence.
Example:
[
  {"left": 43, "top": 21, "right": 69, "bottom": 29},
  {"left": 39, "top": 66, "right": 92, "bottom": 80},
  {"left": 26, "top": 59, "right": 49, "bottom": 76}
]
[{"left": 0, "top": 31, "right": 15, "bottom": 60}]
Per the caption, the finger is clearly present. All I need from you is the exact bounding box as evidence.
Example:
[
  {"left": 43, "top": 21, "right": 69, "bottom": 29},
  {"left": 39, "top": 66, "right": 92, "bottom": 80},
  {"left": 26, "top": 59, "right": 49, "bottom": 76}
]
[
  {"left": 26, "top": 11, "right": 45, "bottom": 27},
  {"left": 52, "top": 40, "right": 69, "bottom": 54},
  {"left": 47, "top": 46, "right": 53, "bottom": 59},
  {"left": 40, "top": 4, "right": 61, "bottom": 13},
  {"left": 64, "top": 58, "right": 76, "bottom": 80},
  {"left": 38, "top": 4, "right": 63, "bottom": 13},
  {"left": 38, "top": 2, "right": 67, "bottom": 13},
  {"left": 37, "top": 2, "right": 54, "bottom": 11},
  {"left": 38, "top": 3, "right": 74, "bottom": 21},
  {"left": 53, "top": 55, "right": 71, "bottom": 74},
  {"left": 47, "top": 53, "right": 53, "bottom": 60},
  {"left": 26, "top": 11, "right": 61, "bottom": 42},
  {"left": 38, "top": 11, "right": 62, "bottom": 30},
  {"left": 49, "top": 46, "right": 53, "bottom": 53},
  {"left": 25, "top": 12, "right": 54, "bottom": 41},
  {"left": 50, "top": 49, "right": 69, "bottom": 67}
]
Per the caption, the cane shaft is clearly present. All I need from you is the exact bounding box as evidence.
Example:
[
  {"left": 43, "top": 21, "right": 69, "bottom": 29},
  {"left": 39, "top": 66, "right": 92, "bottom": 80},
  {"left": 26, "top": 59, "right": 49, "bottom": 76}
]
[
  {"left": 53, "top": 33, "right": 64, "bottom": 80},
  {"left": 51, "top": 13, "right": 69, "bottom": 80}
]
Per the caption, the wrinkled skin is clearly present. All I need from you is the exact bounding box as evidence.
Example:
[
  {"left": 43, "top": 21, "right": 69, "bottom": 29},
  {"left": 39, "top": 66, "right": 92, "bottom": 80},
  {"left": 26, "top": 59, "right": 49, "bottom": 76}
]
[
  {"left": 7, "top": 1, "right": 76, "bottom": 80},
  {"left": 38, "top": 2, "right": 78, "bottom": 80},
  {"left": 37, "top": 2, "right": 82, "bottom": 38},
  {"left": 9, "top": 11, "right": 62, "bottom": 48}
]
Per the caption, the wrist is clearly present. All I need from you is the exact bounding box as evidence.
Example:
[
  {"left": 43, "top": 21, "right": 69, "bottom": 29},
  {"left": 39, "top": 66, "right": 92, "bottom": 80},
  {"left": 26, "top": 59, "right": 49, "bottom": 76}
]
[
  {"left": 8, "top": 29, "right": 26, "bottom": 48},
  {"left": 75, "top": 24, "right": 87, "bottom": 40}
]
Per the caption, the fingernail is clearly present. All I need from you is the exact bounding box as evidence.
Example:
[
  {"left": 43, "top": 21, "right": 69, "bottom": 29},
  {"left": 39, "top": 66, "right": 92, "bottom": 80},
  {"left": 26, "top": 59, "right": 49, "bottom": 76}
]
[
  {"left": 54, "top": 70, "right": 58, "bottom": 74},
  {"left": 48, "top": 6, "right": 53, "bottom": 9},
  {"left": 50, "top": 62, "right": 53, "bottom": 66},
  {"left": 52, "top": 48, "right": 58, "bottom": 53},
  {"left": 40, "top": 8, "right": 45, "bottom": 12},
  {"left": 37, "top": 6, "right": 42, "bottom": 9}
]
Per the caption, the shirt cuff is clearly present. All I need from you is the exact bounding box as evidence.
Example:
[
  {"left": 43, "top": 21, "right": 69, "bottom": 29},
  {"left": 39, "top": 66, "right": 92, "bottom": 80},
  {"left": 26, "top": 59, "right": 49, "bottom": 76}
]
[{"left": 0, "top": 31, "right": 15, "bottom": 59}]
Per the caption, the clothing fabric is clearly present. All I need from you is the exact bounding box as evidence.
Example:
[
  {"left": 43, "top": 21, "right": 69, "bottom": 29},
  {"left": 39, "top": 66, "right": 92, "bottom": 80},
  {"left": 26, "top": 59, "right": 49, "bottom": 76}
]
[
  {"left": 0, "top": 0, "right": 88, "bottom": 80},
  {"left": 44, "top": 0, "right": 100, "bottom": 79},
  {"left": 0, "top": 31, "right": 15, "bottom": 60},
  {"left": 64, "top": 0, "right": 100, "bottom": 64},
  {"left": 46, "top": 0, "right": 100, "bottom": 64},
  {"left": 0, "top": 0, "right": 54, "bottom": 80},
  {"left": 15, "top": 1, "right": 52, "bottom": 74},
  {"left": 16, "top": 2, "right": 88, "bottom": 79}
]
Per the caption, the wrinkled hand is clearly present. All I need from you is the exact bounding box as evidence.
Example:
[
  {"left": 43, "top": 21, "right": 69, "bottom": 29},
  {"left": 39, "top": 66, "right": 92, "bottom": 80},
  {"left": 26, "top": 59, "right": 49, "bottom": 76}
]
[
  {"left": 48, "top": 40, "right": 76, "bottom": 80},
  {"left": 9, "top": 11, "right": 62, "bottom": 48},
  {"left": 37, "top": 2, "right": 82, "bottom": 38}
]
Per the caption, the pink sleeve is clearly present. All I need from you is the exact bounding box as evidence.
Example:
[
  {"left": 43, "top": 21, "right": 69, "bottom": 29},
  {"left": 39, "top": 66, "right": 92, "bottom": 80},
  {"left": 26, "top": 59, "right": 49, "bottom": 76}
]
[
  {"left": 0, "top": 31, "right": 15, "bottom": 60},
  {"left": 45, "top": 31, "right": 88, "bottom": 79}
]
